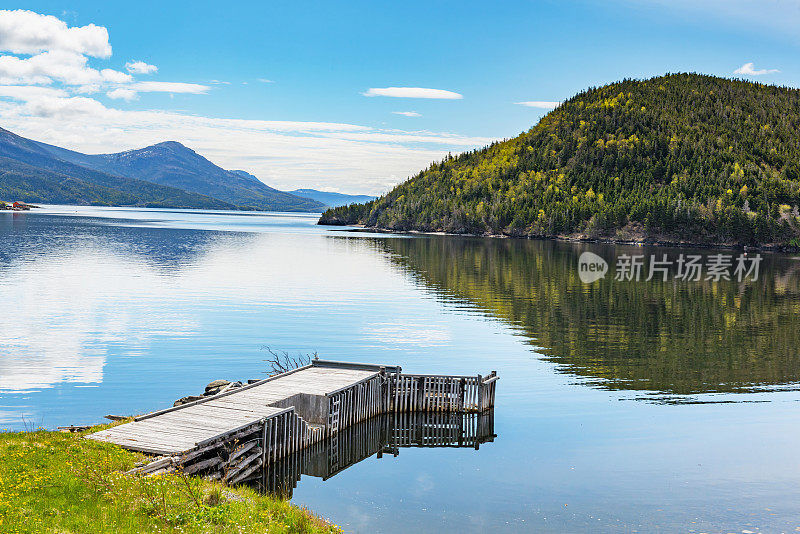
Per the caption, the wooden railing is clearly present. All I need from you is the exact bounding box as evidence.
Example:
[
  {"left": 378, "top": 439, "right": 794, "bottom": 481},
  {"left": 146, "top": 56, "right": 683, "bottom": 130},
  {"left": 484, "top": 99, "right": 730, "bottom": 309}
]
[
  {"left": 391, "top": 371, "right": 497, "bottom": 413},
  {"left": 326, "top": 374, "right": 387, "bottom": 436}
]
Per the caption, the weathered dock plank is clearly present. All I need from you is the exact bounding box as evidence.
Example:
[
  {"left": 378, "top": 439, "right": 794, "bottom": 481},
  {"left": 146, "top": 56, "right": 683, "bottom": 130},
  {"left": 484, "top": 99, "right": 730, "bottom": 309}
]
[{"left": 88, "top": 363, "right": 380, "bottom": 455}]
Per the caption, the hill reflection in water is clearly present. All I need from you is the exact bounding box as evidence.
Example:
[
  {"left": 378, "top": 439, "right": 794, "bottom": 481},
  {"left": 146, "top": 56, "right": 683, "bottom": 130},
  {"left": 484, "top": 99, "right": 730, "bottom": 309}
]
[{"left": 379, "top": 236, "right": 800, "bottom": 396}]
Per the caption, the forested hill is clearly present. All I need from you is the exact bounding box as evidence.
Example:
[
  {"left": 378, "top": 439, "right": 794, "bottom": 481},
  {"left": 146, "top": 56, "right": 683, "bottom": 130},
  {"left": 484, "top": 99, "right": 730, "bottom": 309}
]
[{"left": 319, "top": 74, "right": 800, "bottom": 246}]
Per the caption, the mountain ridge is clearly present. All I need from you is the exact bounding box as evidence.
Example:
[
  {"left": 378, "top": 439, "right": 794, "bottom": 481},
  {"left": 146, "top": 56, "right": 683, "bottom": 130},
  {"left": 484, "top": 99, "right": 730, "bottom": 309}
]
[
  {"left": 30, "top": 136, "right": 324, "bottom": 212},
  {"left": 0, "top": 127, "right": 234, "bottom": 210}
]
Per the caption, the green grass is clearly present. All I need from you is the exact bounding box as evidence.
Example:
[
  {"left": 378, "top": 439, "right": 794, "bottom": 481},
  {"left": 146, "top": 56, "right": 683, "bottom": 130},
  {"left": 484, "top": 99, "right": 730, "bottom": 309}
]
[{"left": 0, "top": 425, "right": 341, "bottom": 533}]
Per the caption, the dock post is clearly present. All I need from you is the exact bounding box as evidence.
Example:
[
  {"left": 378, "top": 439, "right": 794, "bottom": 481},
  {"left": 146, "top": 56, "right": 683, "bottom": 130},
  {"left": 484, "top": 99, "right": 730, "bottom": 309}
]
[
  {"left": 379, "top": 366, "right": 387, "bottom": 414},
  {"left": 490, "top": 370, "right": 497, "bottom": 408},
  {"left": 416, "top": 376, "right": 425, "bottom": 412},
  {"left": 393, "top": 367, "right": 402, "bottom": 412},
  {"left": 477, "top": 374, "right": 483, "bottom": 412},
  {"left": 261, "top": 418, "right": 267, "bottom": 469}
]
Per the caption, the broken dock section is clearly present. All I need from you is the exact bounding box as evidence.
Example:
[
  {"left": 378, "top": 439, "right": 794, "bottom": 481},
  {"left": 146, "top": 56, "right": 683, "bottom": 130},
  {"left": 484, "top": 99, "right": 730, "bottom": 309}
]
[{"left": 88, "top": 360, "right": 497, "bottom": 483}]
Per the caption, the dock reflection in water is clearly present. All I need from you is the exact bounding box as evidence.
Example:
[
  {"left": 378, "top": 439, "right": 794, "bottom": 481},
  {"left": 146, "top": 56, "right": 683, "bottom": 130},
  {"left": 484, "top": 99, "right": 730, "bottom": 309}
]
[{"left": 239, "top": 410, "right": 496, "bottom": 499}]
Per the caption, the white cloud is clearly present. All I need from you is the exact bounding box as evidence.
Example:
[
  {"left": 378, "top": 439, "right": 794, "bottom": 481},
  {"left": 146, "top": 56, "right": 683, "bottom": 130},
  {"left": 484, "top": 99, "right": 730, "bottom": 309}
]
[
  {"left": 106, "top": 88, "right": 137, "bottom": 101},
  {"left": 0, "top": 85, "right": 67, "bottom": 99},
  {"left": 100, "top": 68, "right": 131, "bottom": 84},
  {"left": 0, "top": 50, "right": 131, "bottom": 86},
  {"left": 0, "top": 55, "right": 50, "bottom": 85},
  {"left": 17, "top": 93, "right": 108, "bottom": 118},
  {"left": 104, "top": 82, "right": 210, "bottom": 100},
  {"left": 392, "top": 111, "right": 421, "bottom": 117},
  {"left": 258, "top": 78, "right": 274, "bottom": 83},
  {"left": 733, "top": 62, "right": 780, "bottom": 75},
  {"left": 515, "top": 101, "right": 560, "bottom": 109},
  {"left": 0, "top": 13, "right": 194, "bottom": 98},
  {"left": 125, "top": 60, "right": 157, "bottom": 74},
  {"left": 0, "top": 9, "right": 111, "bottom": 58},
  {"left": 131, "top": 81, "right": 210, "bottom": 94},
  {"left": 363, "top": 87, "right": 463, "bottom": 99}
]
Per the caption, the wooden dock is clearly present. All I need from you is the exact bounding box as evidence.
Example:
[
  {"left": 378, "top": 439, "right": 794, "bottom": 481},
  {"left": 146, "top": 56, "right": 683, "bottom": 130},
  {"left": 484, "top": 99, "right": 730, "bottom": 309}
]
[{"left": 88, "top": 359, "right": 497, "bottom": 482}]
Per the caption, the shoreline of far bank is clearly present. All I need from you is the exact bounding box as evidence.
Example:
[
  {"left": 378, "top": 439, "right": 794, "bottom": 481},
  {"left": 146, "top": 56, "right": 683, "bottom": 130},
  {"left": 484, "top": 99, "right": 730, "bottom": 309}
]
[{"left": 321, "top": 222, "right": 800, "bottom": 253}]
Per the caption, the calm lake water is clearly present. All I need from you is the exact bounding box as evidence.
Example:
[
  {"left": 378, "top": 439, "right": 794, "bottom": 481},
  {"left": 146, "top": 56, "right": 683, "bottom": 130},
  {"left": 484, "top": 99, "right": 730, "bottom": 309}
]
[{"left": 2, "top": 205, "right": 800, "bottom": 533}]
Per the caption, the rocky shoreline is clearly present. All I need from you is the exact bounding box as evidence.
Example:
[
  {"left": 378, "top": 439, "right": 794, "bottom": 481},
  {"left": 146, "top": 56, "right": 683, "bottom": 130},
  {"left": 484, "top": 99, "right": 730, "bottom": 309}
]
[{"left": 329, "top": 223, "right": 800, "bottom": 253}]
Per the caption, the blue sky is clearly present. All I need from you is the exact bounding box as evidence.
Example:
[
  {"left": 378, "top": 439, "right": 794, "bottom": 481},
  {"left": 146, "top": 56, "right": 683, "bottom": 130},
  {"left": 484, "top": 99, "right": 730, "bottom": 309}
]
[{"left": 0, "top": 1, "right": 798, "bottom": 194}]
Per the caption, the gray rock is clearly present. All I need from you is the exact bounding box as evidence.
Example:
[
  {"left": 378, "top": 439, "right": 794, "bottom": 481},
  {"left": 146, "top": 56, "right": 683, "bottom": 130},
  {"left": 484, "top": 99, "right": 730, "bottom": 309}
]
[
  {"left": 205, "top": 379, "right": 230, "bottom": 392},
  {"left": 203, "top": 380, "right": 244, "bottom": 397},
  {"left": 173, "top": 395, "right": 204, "bottom": 407},
  {"left": 173, "top": 379, "right": 246, "bottom": 406}
]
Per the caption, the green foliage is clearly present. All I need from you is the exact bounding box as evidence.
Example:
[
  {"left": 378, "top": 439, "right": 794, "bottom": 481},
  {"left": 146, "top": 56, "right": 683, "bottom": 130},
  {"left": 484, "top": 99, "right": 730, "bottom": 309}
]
[
  {"left": 0, "top": 427, "right": 340, "bottom": 533},
  {"left": 321, "top": 73, "right": 800, "bottom": 246},
  {"left": 317, "top": 200, "right": 375, "bottom": 225}
]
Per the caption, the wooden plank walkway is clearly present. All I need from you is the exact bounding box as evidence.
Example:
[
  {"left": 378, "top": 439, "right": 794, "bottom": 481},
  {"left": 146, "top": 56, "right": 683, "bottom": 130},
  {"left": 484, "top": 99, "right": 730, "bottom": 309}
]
[{"left": 89, "top": 364, "right": 379, "bottom": 455}]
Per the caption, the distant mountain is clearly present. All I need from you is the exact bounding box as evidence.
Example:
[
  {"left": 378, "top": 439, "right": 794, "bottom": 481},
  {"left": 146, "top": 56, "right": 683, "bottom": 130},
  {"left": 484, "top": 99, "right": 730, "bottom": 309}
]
[
  {"left": 229, "top": 170, "right": 265, "bottom": 185},
  {"left": 33, "top": 139, "right": 324, "bottom": 212},
  {"left": 289, "top": 189, "right": 375, "bottom": 208},
  {"left": 0, "top": 127, "right": 233, "bottom": 209}
]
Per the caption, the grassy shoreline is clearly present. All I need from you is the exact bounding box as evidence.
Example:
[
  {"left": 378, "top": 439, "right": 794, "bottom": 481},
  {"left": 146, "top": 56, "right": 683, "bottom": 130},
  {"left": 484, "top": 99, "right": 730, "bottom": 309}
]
[{"left": 0, "top": 425, "right": 340, "bottom": 533}]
